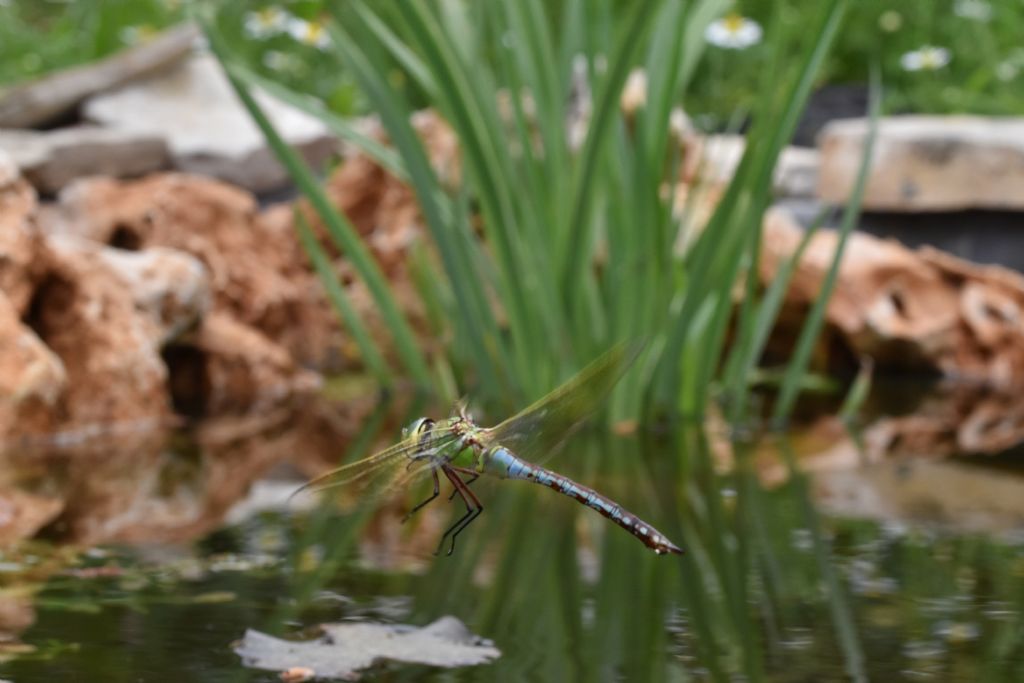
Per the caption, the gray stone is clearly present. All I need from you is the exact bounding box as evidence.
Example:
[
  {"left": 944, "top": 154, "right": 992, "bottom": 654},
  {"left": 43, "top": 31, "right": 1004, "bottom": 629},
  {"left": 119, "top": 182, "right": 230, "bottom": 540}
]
[
  {"left": 818, "top": 116, "right": 1024, "bottom": 211},
  {"left": 0, "top": 24, "right": 198, "bottom": 128},
  {"left": 774, "top": 146, "right": 820, "bottom": 198},
  {"left": 0, "top": 126, "right": 169, "bottom": 194},
  {"left": 686, "top": 134, "right": 820, "bottom": 198},
  {"left": 83, "top": 53, "right": 337, "bottom": 193}
]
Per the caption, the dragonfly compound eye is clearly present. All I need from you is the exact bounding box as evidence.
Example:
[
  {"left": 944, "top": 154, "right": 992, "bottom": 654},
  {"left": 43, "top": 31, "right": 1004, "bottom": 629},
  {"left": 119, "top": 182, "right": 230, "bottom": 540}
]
[{"left": 403, "top": 417, "right": 435, "bottom": 443}]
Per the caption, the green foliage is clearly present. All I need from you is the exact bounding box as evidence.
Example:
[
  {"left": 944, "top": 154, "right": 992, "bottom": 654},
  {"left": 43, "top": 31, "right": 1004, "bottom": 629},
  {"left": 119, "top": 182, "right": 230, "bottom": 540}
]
[
  {"left": 205, "top": 0, "right": 851, "bottom": 424},
  {"left": 5, "top": 1, "right": 1019, "bottom": 117},
  {"left": 0, "top": 0, "right": 182, "bottom": 86}
]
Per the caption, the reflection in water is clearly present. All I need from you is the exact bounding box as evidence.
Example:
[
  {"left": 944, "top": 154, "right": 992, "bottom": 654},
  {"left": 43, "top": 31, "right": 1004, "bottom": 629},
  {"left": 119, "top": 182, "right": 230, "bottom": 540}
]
[
  {"left": 0, "top": 384, "right": 1023, "bottom": 680},
  {"left": 0, "top": 395, "right": 383, "bottom": 547}
]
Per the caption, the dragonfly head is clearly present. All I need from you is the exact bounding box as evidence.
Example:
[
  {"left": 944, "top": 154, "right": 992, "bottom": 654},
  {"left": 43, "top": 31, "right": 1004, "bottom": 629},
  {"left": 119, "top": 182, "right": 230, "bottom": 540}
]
[{"left": 402, "top": 417, "right": 435, "bottom": 443}]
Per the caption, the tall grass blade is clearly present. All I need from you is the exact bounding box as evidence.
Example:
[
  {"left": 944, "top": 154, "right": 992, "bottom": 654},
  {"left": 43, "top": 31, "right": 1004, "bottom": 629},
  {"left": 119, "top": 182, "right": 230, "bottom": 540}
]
[
  {"left": 202, "top": 17, "right": 432, "bottom": 387},
  {"left": 772, "top": 65, "right": 880, "bottom": 424},
  {"left": 294, "top": 209, "right": 392, "bottom": 387}
]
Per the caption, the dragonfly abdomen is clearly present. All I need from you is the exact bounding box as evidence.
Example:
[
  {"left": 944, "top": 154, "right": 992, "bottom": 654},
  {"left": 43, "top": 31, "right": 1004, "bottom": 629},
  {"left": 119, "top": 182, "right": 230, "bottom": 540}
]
[{"left": 486, "top": 447, "right": 683, "bottom": 556}]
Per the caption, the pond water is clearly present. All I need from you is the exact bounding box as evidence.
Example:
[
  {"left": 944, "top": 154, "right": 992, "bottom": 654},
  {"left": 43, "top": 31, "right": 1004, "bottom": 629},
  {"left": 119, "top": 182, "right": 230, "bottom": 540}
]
[{"left": 2, "top": 385, "right": 1024, "bottom": 682}]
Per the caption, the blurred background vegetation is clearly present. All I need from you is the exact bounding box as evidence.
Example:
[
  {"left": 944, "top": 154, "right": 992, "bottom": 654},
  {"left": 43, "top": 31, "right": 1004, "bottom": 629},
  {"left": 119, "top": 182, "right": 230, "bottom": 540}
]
[{"left": 3, "top": 0, "right": 1021, "bottom": 118}]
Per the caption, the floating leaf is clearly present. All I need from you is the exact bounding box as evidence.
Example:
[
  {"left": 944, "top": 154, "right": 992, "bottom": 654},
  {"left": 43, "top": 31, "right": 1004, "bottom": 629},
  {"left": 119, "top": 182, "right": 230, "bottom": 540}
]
[{"left": 234, "top": 616, "right": 500, "bottom": 680}]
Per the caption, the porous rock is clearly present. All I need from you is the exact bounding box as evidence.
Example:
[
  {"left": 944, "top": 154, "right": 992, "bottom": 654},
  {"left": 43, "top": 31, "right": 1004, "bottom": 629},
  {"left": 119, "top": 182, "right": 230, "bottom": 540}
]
[
  {"left": 0, "top": 293, "right": 67, "bottom": 439},
  {"left": 177, "top": 312, "right": 322, "bottom": 417},
  {"left": 29, "top": 235, "right": 191, "bottom": 431},
  {"left": 0, "top": 149, "right": 43, "bottom": 313},
  {"left": 44, "top": 173, "right": 341, "bottom": 370},
  {"left": 762, "top": 209, "right": 1024, "bottom": 386}
]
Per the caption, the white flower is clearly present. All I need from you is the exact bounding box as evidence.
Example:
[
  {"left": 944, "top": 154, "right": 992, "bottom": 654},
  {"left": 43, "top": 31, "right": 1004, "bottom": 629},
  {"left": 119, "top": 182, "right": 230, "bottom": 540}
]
[
  {"left": 243, "top": 7, "right": 290, "bottom": 39},
  {"left": 120, "top": 25, "right": 158, "bottom": 45},
  {"left": 288, "top": 17, "right": 330, "bottom": 50},
  {"left": 900, "top": 46, "right": 951, "bottom": 72},
  {"left": 705, "top": 14, "right": 762, "bottom": 50},
  {"left": 878, "top": 10, "right": 903, "bottom": 32},
  {"left": 954, "top": 0, "right": 993, "bottom": 21}
]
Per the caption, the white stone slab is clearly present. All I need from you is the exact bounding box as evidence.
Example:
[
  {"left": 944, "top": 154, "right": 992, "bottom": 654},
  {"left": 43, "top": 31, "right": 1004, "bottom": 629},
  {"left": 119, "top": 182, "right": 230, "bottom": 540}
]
[{"left": 818, "top": 116, "right": 1024, "bottom": 211}]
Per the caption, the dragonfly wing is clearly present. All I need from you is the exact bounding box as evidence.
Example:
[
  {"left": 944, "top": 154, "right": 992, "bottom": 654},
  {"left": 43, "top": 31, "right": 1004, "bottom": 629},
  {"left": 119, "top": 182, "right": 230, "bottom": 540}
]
[
  {"left": 484, "top": 342, "right": 642, "bottom": 464},
  {"left": 291, "top": 428, "right": 461, "bottom": 502}
]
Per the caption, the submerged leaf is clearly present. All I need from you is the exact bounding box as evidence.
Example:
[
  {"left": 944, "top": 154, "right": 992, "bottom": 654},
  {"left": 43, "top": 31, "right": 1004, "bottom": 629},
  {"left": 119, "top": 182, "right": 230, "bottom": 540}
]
[{"left": 234, "top": 616, "right": 500, "bottom": 680}]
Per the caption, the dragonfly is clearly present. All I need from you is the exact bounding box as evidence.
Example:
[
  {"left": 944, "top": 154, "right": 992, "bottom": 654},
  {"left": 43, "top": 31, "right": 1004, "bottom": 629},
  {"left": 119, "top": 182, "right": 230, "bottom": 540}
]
[{"left": 293, "top": 343, "right": 683, "bottom": 556}]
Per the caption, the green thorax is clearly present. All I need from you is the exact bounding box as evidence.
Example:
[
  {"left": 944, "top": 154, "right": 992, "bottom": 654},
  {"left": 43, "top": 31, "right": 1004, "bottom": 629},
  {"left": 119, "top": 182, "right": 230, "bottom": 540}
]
[{"left": 430, "top": 416, "right": 491, "bottom": 470}]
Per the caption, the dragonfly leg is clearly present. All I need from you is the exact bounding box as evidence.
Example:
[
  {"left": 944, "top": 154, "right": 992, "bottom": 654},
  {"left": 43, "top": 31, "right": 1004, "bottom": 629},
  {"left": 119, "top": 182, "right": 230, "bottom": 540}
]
[
  {"left": 446, "top": 466, "right": 479, "bottom": 501},
  {"left": 435, "top": 466, "right": 483, "bottom": 557},
  {"left": 402, "top": 468, "right": 440, "bottom": 523}
]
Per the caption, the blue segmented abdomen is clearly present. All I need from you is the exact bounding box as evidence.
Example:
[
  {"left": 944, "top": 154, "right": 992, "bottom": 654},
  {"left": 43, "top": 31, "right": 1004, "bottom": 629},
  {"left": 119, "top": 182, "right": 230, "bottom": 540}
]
[{"left": 487, "top": 447, "right": 683, "bottom": 555}]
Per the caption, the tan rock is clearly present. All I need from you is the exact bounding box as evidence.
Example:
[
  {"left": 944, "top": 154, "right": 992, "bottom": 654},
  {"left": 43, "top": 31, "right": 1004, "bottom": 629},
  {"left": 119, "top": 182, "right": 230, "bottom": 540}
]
[
  {"left": 763, "top": 209, "right": 1024, "bottom": 385},
  {"left": 0, "top": 151, "right": 42, "bottom": 313},
  {"left": 177, "top": 312, "right": 321, "bottom": 417},
  {"left": 31, "top": 235, "right": 173, "bottom": 431},
  {"left": 45, "top": 173, "right": 341, "bottom": 370},
  {"left": 0, "top": 294, "right": 66, "bottom": 438},
  {"left": 91, "top": 244, "right": 210, "bottom": 343},
  {"left": 818, "top": 116, "right": 1024, "bottom": 211}
]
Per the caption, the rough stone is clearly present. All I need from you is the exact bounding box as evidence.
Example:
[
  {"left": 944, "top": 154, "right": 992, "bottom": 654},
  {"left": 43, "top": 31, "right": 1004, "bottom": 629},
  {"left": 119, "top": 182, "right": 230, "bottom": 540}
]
[
  {"left": 818, "top": 116, "right": 1024, "bottom": 211},
  {"left": 683, "top": 134, "right": 820, "bottom": 198},
  {"left": 0, "top": 126, "right": 169, "bottom": 194},
  {"left": 0, "top": 293, "right": 67, "bottom": 439},
  {"left": 0, "top": 150, "right": 42, "bottom": 313},
  {"left": 762, "top": 209, "right": 1024, "bottom": 386},
  {"left": 92, "top": 244, "right": 210, "bottom": 344},
  {"left": 82, "top": 53, "right": 336, "bottom": 192},
  {"left": 30, "top": 235, "right": 175, "bottom": 431},
  {"left": 177, "top": 312, "right": 322, "bottom": 417},
  {"left": 44, "top": 173, "right": 341, "bottom": 369},
  {"left": 0, "top": 23, "right": 198, "bottom": 128}
]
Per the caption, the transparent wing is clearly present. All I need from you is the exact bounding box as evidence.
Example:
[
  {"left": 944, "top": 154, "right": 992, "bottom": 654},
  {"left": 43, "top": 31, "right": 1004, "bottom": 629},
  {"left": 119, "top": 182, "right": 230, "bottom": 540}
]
[
  {"left": 483, "top": 342, "right": 642, "bottom": 464},
  {"left": 290, "top": 427, "right": 461, "bottom": 502}
]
